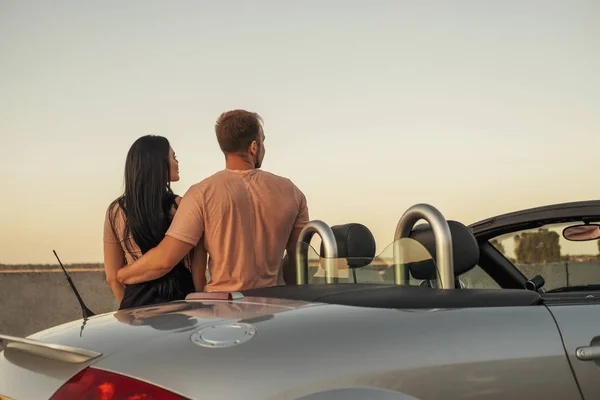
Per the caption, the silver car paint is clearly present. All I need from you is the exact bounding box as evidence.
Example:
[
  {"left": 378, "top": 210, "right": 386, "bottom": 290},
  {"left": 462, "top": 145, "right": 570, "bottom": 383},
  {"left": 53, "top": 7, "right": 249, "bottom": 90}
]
[
  {"left": 0, "top": 296, "right": 582, "bottom": 400},
  {"left": 0, "top": 349, "right": 94, "bottom": 400},
  {"left": 295, "top": 387, "right": 421, "bottom": 399},
  {"left": 547, "top": 303, "right": 600, "bottom": 400},
  {"left": 0, "top": 298, "right": 312, "bottom": 400}
]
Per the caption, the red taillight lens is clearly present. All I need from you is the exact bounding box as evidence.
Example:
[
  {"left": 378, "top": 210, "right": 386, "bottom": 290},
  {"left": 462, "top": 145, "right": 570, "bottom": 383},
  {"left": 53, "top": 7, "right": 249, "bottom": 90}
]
[{"left": 50, "top": 367, "right": 188, "bottom": 400}]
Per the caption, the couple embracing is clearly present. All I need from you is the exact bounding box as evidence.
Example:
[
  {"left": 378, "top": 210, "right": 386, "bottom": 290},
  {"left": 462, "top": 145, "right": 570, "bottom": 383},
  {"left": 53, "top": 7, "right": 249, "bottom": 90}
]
[{"left": 103, "top": 110, "right": 309, "bottom": 310}]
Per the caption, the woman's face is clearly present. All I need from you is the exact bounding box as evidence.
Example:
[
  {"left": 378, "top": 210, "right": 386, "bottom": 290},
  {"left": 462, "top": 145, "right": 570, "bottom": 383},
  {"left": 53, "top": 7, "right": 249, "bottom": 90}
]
[{"left": 169, "top": 147, "right": 180, "bottom": 182}]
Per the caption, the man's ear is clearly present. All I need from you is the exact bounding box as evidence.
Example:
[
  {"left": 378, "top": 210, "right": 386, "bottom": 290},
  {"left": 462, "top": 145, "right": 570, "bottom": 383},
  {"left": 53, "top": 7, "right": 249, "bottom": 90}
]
[{"left": 249, "top": 140, "right": 257, "bottom": 155}]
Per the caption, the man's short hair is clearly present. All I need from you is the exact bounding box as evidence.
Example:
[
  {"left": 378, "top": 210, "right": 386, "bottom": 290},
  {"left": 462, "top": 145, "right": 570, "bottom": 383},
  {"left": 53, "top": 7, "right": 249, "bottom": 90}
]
[{"left": 215, "top": 110, "right": 263, "bottom": 154}]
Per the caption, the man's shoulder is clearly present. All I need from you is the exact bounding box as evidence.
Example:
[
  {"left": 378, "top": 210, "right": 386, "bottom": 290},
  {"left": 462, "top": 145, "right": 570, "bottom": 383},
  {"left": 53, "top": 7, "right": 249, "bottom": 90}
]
[
  {"left": 259, "top": 170, "right": 295, "bottom": 186},
  {"left": 186, "top": 169, "right": 304, "bottom": 195},
  {"left": 188, "top": 170, "right": 231, "bottom": 191},
  {"left": 260, "top": 170, "right": 306, "bottom": 200}
]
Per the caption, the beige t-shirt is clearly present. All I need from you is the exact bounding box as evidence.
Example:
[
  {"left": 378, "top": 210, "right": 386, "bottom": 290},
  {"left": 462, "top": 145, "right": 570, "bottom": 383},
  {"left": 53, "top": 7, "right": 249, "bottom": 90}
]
[{"left": 166, "top": 169, "right": 309, "bottom": 292}]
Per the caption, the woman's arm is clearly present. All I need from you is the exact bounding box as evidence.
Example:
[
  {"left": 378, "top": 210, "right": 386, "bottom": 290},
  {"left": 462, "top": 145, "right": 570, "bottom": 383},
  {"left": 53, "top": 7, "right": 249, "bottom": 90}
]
[
  {"left": 190, "top": 244, "right": 208, "bottom": 291},
  {"left": 104, "top": 241, "right": 126, "bottom": 302}
]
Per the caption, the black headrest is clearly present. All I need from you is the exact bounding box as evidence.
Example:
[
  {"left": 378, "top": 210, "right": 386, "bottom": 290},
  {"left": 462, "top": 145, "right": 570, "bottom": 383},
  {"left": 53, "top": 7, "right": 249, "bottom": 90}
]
[
  {"left": 408, "top": 220, "right": 480, "bottom": 280},
  {"left": 320, "top": 223, "right": 376, "bottom": 268}
]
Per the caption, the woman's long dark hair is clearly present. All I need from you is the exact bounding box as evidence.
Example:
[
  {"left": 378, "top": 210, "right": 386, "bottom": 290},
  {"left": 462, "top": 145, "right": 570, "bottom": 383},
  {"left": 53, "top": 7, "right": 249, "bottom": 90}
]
[{"left": 109, "top": 135, "right": 179, "bottom": 259}]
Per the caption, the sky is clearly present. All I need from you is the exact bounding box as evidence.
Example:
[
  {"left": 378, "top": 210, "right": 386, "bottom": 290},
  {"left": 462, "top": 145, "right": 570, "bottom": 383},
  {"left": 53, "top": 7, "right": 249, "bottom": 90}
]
[{"left": 1, "top": 0, "right": 599, "bottom": 264}]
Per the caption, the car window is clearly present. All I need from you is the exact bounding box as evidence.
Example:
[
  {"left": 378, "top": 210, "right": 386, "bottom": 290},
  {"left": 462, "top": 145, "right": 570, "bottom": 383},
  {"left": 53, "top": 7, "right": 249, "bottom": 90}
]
[
  {"left": 489, "top": 222, "right": 600, "bottom": 292},
  {"left": 459, "top": 265, "right": 502, "bottom": 289}
]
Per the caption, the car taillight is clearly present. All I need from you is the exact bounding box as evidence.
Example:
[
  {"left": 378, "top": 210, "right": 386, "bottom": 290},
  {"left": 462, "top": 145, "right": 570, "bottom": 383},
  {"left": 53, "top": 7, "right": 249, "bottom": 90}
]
[{"left": 50, "top": 367, "right": 189, "bottom": 400}]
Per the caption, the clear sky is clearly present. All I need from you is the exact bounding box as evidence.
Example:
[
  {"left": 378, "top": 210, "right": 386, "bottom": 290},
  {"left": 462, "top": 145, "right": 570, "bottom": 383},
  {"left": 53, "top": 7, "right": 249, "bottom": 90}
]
[{"left": 1, "top": 0, "right": 599, "bottom": 264}]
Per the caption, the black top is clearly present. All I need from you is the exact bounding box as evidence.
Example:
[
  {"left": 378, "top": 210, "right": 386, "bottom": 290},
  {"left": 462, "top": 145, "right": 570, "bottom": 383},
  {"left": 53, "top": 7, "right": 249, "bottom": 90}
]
[
  {"left": 119, "top": 264, "right": 194, "bottom": 310},
  {"left": 118, "top": 193, "right": 194, "bottom": 310}
]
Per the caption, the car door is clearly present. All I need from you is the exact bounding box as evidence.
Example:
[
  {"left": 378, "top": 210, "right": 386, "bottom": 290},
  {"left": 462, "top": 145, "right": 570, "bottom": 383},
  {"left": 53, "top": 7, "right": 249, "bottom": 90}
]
[
  {"left": 545, "top": 301, "right": 600, "bottom": 400},
  {"left": 469, "top": 200, "right": 600, "bottom": 399}
]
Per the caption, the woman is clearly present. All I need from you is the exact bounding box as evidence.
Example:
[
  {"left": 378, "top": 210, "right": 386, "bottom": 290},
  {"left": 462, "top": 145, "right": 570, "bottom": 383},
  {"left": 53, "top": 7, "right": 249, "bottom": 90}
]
[{"left": 103, "top": 135, "right": 195, "bottom": 309}]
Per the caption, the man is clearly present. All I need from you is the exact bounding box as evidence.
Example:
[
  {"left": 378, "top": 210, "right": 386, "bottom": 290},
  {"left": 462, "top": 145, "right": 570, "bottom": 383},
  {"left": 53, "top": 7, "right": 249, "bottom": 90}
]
[{"left": 116, "top": 110, "right": 309, "bottom": 292}]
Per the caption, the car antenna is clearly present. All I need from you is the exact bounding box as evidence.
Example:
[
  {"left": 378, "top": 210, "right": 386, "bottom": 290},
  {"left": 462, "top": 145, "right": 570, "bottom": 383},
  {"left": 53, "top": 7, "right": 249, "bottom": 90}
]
[{"left": 53, "top": 250, "right": 95, "bottom": 319}]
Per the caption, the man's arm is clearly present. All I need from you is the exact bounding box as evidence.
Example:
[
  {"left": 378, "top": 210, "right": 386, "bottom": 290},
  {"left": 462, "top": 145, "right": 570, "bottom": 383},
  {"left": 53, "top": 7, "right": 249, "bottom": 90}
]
[
  {"left": 117, "top": 186, "right": 206, "bottom": 285},
  {"left": 117, "top": 236, "right": 194, "bottom": 284},
  {"left": 283, "top": 189, "right": 310, "bottom": 285}
]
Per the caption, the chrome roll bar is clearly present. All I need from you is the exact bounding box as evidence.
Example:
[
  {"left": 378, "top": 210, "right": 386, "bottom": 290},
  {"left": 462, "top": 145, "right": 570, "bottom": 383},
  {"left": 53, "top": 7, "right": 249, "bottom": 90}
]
[
  {"left": 295, "top": 220, "right": 338, "bottom": 285},
  {"left": 393, "top": 204, "right": 454, "bottom": 289}
]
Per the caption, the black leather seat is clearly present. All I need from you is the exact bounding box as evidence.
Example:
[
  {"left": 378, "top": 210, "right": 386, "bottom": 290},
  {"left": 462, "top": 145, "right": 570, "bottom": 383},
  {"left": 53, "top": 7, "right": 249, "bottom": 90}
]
[
  {"left": 408, "top": 220, "right": 480, "bottom": 288},
  {"left": 318, "top": 223, "right": 376, "bottom": 283}
]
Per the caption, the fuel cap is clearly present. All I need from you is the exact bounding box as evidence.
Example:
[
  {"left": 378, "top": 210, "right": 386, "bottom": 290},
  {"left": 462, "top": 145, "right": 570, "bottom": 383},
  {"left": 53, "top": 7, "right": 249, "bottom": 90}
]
[{"left": 190, "top": 322, "right": 256, "bottom": 348}]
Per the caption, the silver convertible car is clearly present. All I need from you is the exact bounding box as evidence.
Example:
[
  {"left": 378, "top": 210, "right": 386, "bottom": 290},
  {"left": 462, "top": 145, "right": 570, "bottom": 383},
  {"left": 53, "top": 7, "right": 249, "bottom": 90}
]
[{"left": 2, "top": 201, "right": 600, "bottom": 399}]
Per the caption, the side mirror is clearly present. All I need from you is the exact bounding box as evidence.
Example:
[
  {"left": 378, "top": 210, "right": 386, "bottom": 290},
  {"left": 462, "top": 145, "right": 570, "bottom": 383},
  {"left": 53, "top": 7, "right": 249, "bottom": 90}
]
[{"left": 562, "top": 224, "right": 600, "bottom": 242}]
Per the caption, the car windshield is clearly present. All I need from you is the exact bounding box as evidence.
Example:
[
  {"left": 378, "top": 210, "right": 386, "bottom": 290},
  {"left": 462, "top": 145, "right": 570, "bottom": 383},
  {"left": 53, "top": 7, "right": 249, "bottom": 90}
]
[
  {"left": 490, "top": 221, "right": 600, "bottom": 292},
  {"left": 299, "top": 238, "right": 439, "bottom": 286}
]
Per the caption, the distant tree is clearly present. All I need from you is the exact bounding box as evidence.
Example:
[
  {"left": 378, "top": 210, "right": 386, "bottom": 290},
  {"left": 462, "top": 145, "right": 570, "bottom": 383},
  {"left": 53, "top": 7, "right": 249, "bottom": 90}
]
[
  {"left": 514, "top": 229, "right": 561, "bottom": 264},
  {"left": 490, "top": 239, "right": 505, "bottom": 255}
]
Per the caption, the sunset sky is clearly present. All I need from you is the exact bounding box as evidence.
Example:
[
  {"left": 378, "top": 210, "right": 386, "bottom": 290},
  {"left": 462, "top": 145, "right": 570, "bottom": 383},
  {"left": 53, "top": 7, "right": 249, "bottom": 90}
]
[{"left": 1, "top": 0, "right": 599, "bottom": 264}]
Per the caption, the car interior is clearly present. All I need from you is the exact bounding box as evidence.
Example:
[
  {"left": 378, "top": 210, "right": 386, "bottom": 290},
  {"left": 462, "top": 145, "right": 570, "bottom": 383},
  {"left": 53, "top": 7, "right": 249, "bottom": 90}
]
[
  {"left": 244, "top": 203, "right": 600, "bottom": 309},
  {"left": 473, "top": 218, "right": 600, "bottom": 305},
  {"left": 243, "top": 220, "right": 543, "bottom": 309}
]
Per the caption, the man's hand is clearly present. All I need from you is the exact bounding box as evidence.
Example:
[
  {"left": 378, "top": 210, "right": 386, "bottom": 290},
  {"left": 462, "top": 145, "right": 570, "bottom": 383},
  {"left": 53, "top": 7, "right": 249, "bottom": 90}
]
[{"left": 117, "top": 236, "right": 194, "bottom": 285}]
